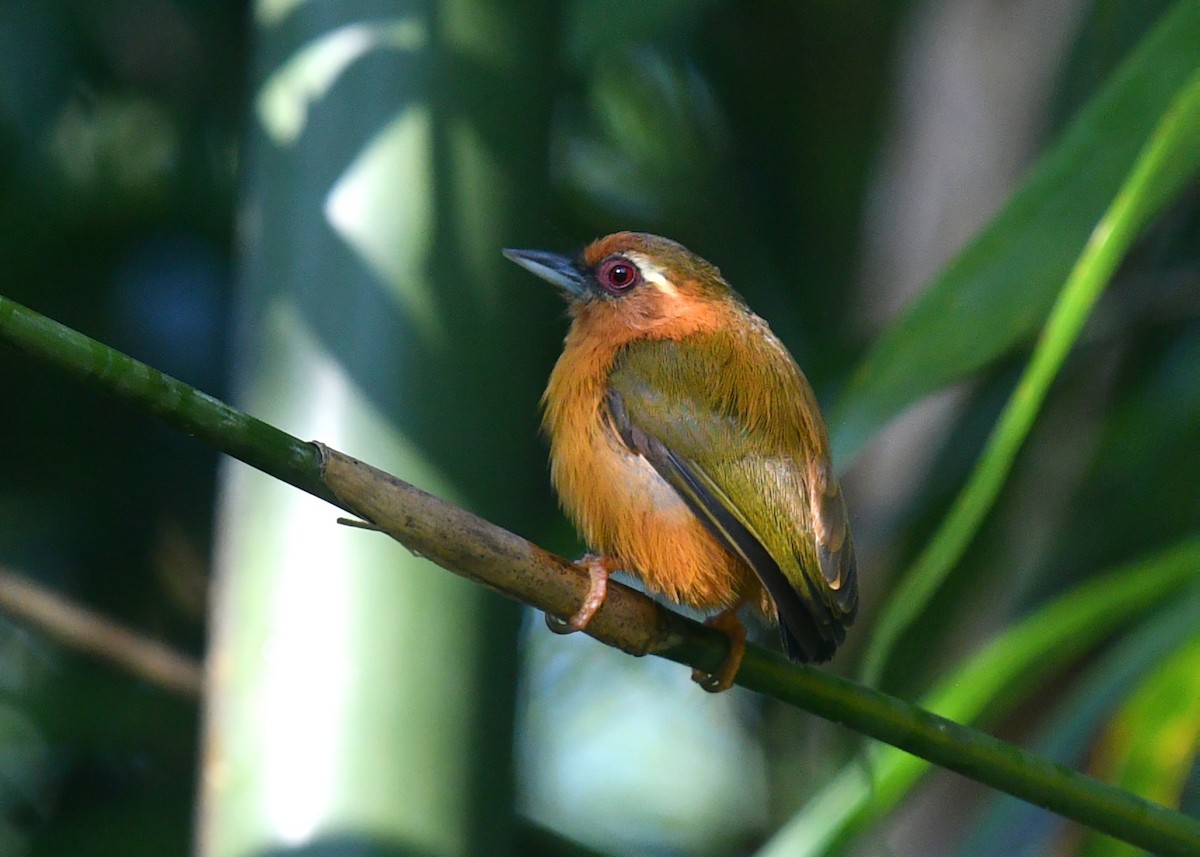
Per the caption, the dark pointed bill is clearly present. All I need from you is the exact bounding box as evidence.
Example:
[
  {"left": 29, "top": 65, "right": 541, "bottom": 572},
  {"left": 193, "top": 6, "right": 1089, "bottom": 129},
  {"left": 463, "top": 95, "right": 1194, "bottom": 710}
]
[{"left": 502, "top": 248, "right": 588, "bottom": 298}]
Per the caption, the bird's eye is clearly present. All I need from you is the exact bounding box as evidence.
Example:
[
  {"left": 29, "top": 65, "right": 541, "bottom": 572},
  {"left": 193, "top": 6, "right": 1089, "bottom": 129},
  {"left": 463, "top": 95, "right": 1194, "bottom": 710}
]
[{"left": 598, "top": 257, "right": 641, "bottom": 295}]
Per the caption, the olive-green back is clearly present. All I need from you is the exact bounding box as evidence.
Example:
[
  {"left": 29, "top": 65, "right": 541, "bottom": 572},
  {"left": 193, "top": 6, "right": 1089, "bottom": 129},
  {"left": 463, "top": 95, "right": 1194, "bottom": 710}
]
[{"left": 607, "top": 327, "right": 857, "bottom": 660}]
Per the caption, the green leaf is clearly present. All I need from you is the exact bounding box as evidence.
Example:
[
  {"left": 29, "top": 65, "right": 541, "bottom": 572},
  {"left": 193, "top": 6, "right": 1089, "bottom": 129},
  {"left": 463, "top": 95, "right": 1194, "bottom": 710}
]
[
  {"left": 1077, "top": 635, "right": 1200, "bottom": 857},
  {"left": 857, "top": 61, "right": 1200, "bottom": 687},
  {"left": 960, "top": 593, "right": 1200, "bottom": 857},
  {"left": 830, "top": 0, "right": 1200, "bottom": 466}
]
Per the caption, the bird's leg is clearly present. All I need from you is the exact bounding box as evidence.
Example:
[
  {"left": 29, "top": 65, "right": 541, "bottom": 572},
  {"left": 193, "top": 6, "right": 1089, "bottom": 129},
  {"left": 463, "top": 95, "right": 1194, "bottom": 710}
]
[
  {"left": 545, "top": 553, "right": 615, "bottom": 635},
  {"left": 692, "top": 606, "right": 748, "bottom": 693}
]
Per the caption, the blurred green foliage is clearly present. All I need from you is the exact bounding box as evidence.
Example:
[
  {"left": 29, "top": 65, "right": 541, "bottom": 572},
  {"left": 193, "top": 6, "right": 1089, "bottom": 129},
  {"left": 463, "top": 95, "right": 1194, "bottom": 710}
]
[{"left": 0, "top": 1, "right": 1195, "bottom": 856}]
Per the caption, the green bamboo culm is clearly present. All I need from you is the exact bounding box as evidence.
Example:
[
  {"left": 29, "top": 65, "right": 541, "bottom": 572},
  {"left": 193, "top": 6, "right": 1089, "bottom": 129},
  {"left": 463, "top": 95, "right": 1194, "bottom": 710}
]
[
  {"left": 859, "top": 68, "right": 1200, "bottom": 688},
  {"left": 202, "top": 2, "right": 558, "bottom": 851}
]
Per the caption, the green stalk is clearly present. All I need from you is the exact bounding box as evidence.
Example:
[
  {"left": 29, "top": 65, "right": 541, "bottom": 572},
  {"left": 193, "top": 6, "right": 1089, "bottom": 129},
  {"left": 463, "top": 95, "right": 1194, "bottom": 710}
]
[{"left": 0, "top": 297, "right": 332, "bottom": 506}]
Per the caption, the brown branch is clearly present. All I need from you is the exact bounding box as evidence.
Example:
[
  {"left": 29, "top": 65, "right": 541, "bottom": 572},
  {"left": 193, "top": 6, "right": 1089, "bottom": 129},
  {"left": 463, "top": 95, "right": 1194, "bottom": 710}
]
[
  {"left": 0, "top": 565, "right": 202, "bottom": 697},
  {"left": 320, "top": 445, "right": 693, "bottom": 663}
]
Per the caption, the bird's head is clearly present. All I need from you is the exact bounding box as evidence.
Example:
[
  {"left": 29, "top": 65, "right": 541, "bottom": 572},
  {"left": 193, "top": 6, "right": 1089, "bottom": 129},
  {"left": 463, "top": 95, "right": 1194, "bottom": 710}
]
[{"left": 504, "top": 232, "right": 742, "bottom": 337}]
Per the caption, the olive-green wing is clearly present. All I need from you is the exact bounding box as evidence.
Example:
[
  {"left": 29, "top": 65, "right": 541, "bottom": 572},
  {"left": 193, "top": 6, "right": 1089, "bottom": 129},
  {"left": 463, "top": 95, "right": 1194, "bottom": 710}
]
[{"left": 607, "top": 331, "right": 857, "bottom": 661}]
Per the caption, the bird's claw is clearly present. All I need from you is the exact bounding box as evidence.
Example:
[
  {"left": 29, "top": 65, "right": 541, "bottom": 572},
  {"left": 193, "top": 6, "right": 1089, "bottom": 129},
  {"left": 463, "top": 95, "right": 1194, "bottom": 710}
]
[
  {"left": 545, "top": 553, "right": 613, "bottom": 634},
  {"left": 691, "top": 607, "right": 747, "bottom": 693},
  {"left": 544, "top": 612, "right": 578, "bottom": 635}
]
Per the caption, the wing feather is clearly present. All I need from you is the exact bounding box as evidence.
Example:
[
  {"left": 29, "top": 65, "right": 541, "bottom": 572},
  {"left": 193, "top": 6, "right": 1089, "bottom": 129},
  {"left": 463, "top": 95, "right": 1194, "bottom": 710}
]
[{"left": 607, "top": 330, "right": 857, "bottom": 661}]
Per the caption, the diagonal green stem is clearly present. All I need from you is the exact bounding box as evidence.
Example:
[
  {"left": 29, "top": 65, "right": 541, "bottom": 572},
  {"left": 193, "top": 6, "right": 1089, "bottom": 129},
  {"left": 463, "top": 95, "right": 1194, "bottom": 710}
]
[
  {"left": 1, "top": 291, "right": 1199, "bottom": 856},
  {"left": 859, "top": 69, "right": 1200, "bottom": 688},
  {"left": 0, "top": 298, "right": 336, "bottom": 509}
]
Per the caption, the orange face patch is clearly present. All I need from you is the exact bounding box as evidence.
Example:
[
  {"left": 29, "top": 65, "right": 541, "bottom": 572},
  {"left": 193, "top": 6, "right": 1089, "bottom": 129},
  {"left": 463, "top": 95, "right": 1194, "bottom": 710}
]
[{"left": 582, "top": 231, "right": 649, "bottom": 268}]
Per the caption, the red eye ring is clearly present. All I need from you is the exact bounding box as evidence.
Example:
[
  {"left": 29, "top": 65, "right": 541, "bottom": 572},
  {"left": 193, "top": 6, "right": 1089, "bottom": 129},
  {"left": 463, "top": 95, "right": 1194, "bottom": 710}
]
[{"left": 597, "top": 256, "right": 641, "bottom": 294}]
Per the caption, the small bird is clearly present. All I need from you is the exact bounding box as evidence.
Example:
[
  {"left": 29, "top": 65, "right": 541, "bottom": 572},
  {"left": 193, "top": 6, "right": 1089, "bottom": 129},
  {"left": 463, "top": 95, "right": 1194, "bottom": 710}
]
[{"left": 504, "top": 232, "right": 857, "bottom": 691}]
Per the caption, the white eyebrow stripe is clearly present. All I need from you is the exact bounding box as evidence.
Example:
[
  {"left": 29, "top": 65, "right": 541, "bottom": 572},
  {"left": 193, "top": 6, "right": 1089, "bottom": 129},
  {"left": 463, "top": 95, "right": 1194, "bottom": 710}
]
[{"left": 625, "top": 251, "right": 680, "bottom": 298}]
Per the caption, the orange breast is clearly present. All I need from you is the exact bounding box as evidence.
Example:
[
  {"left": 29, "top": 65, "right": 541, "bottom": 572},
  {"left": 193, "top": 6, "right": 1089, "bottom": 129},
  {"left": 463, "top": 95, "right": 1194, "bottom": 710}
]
[{"left": 541, "top": 309, "right": 768, "bottom": 614}]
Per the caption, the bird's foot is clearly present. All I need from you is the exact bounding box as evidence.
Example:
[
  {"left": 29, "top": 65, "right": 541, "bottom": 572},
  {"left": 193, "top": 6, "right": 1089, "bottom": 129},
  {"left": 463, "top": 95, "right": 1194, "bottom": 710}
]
[
  {"left": 545, "top": 553, "right": 614, "bottom": 635},
  {"left": 691, "top": 608, "right": 747, "bottom": 693}
]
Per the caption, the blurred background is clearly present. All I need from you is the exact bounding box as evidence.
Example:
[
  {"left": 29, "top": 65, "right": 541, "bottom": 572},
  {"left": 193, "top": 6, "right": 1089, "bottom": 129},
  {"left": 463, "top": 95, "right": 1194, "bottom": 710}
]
[{"left": 0, "top": 1, "right": 1196, "bottom": 856}]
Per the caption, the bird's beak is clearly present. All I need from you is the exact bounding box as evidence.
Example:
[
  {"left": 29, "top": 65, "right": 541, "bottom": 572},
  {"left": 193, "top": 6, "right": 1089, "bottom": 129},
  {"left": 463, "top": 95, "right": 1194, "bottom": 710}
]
[{"left": 502, "top": 248, "right": 588, "bottom": 298}]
